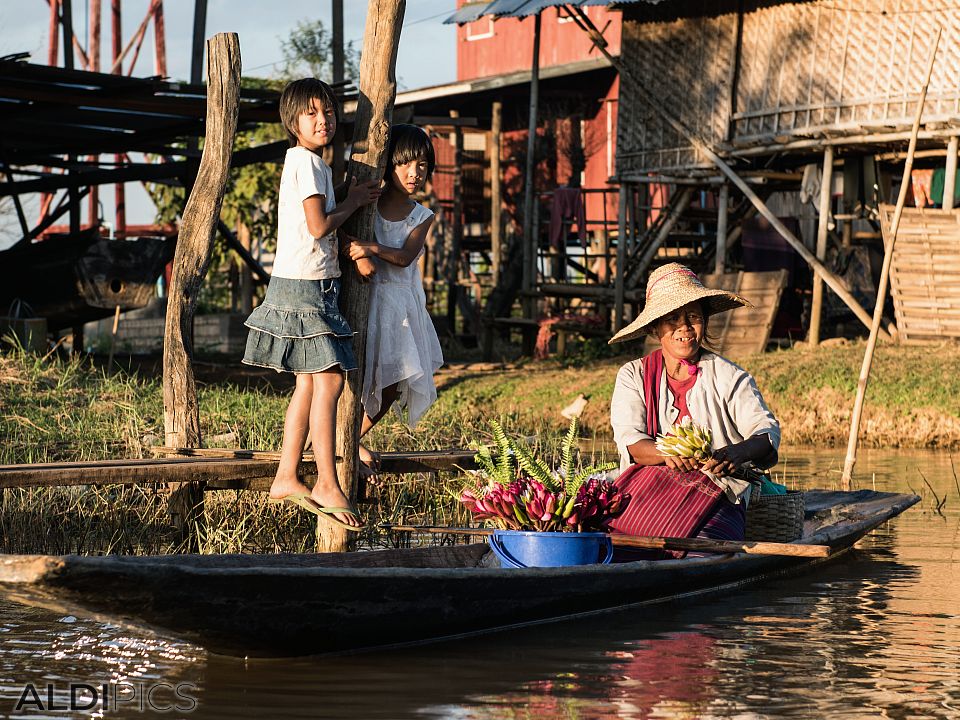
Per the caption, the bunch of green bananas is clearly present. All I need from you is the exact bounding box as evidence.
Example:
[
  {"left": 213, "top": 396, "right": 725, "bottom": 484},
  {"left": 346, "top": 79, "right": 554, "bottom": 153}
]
[{"left": 655, "top": 417, "right": 712, "bottom": 461}]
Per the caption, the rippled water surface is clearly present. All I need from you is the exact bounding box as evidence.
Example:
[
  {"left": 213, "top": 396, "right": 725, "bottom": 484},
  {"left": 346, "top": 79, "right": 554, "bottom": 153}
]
[{"left": 1, "top": 448, "right": 958, "bottom": 719}]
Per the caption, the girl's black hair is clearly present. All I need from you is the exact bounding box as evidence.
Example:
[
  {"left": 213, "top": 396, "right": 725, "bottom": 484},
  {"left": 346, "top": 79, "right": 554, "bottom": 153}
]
[
  {"left": 388, "top": 124, "right": 435, "bottom": 180},
  {"left": 279, "top": 78, "right": 341, "bottom": 147}
]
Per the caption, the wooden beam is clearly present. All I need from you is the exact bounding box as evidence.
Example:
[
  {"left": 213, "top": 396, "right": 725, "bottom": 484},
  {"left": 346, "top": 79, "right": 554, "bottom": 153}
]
[
  {"left": 808, "top": 146, "right": 834, "bottom": 346},
  {"left": 327, "top": 0, "right": 406, "bottom": 553},
  {"left": 162, "top": 33, "right": 240, "bottom": 537}
]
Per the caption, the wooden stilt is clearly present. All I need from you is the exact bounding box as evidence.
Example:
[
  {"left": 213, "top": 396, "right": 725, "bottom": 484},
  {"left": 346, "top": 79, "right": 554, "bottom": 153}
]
[
  {"left": 324, "top": 0, "right": 406, "bottom": 553},
  {"left": 490, "top": 100, "right": 502, "bottom": 283},
  {"left": 714, "top": 183, "right": 729, "bottom": 275},
  {"left": 944, "top": 136, "right": 958, "bottom": 211},
  {"left": 840, "top": 28, "right": 941, "bottom": 487},
  {"left": 447, "top": 111, "right": 463, "bottom": 334},
  {"left": 521, "top": 13, "right": 542, "bottom": 354},
  {"left": 808, "top": 146, "right": 834, "bottom": 346},
  {"left": 614, "top": 182, "right": 627, "bottom": 331},
  {"left": 162, "top": 32, "right": 241, "bottom": 545}
]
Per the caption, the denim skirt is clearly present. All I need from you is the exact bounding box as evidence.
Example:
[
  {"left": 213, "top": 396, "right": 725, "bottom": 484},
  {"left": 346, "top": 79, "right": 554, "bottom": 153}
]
[{"left": 242, "top": 276, "right": 357, "bottom": 374}]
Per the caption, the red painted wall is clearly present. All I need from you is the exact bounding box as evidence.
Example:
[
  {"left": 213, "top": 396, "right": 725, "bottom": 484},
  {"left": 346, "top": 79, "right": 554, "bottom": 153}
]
[
  {"left": 453, "top": 4, "right": 623, "bottom": 232},
  {"left": 455, "top": 4, "right": 621, "bottom": 81}
]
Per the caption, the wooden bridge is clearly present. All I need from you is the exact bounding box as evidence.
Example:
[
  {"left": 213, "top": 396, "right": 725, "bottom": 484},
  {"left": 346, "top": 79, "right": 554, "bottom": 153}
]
[{"left": 0, "top": 449, "right": 479, "bottom": 493}]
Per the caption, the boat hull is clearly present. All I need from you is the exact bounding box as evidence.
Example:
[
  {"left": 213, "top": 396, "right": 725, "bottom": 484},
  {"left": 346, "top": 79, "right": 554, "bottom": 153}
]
[{"left": 0, "top": 490, "right": 919, "bottom": 657}]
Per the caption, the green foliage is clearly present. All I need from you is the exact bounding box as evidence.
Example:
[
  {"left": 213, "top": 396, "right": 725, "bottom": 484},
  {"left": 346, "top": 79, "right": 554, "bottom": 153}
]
[{"left": 280, "top": 19, "right": 361, "bottom": 81}]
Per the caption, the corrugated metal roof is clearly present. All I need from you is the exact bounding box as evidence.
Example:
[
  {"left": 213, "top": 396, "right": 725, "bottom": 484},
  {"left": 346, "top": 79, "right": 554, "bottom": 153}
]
[{"left": 444, "top": 0, "right": 664, "bottom": 24}]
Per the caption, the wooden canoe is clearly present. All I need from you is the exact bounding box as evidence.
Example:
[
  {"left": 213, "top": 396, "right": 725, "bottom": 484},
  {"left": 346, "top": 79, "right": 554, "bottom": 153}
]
[{"left": 0, "top": 490, "right": 918, "bottom": 658}]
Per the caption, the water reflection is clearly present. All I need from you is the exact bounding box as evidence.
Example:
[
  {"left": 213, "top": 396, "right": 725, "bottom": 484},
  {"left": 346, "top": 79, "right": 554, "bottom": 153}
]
[{"left": 0, "top": 448, "right": 958, "bottom": 719}]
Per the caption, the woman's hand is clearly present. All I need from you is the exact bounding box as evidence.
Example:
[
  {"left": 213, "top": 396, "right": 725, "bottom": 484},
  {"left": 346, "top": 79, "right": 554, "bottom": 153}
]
[
  {"left": 663, "top": 454, "right": 702, "bottom": 473},
  {"left": 701, "top": 435, "right": 774, "bottom": 477},
  {"left": 346, "top": 176, "right": 381, "bottom": 208}
]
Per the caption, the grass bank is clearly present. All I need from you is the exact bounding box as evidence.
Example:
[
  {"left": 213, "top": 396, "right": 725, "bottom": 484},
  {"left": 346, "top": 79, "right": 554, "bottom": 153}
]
[{"left": 1, "top": 341, "right": 957, "bottom": 554}]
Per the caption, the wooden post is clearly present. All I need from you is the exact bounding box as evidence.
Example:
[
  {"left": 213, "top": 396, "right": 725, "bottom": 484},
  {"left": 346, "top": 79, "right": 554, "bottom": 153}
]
[
  {"left": 841, "top": 29, "right": 940, "bottom": 487},
  {"left": 447, "top": 110, "right": 463, "bottom": 333},
  {"left": 944, "top": 136, "right": 958, "bottom": 211},
  {"left": 808, "top": 146, "right": 834, "bottom": 346},
  {"left": 112, "top": 0, "right": 126, "bottom": 236},
  {"left": 614, "top": 183, "right": 628, "bottom": 331},
  {"left": 321, "top": 0, "right": 406, "bottom": 553},
  {"left": 714, "top": 183, "right": 729, "bottom": 274},
  {"left": 521, "top": 13, "right": 542, "bottom": 352},
  {"left": 162, "top": 32, "right": 240, "bottom": 539},
  {"left": 331, "top": 0, "right": 346, "bottom": 185},
  {"left": 490, "top": 100, "right": 502, "bottom": 283}
]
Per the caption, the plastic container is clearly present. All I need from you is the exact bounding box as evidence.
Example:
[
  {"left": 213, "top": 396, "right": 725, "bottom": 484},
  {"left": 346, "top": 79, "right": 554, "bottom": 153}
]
[{"left": 489, "top": 529, "right": 613, "bottom": 569}]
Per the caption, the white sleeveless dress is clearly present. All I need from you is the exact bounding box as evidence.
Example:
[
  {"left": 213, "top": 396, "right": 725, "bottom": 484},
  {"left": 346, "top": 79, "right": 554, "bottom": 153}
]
[{"left": 362, "top": 203, "right": 444, "bottom": 426}]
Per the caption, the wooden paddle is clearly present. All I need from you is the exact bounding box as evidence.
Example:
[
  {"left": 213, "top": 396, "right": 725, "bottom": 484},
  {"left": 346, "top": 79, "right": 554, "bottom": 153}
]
[{"left": 382, "top": 525, "right": 830, "bottom": 558}]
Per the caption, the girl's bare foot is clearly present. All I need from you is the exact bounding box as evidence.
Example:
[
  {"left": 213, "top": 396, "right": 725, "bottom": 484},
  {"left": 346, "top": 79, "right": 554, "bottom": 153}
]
[
  {"left": 269, "top": 475, "right": 312, "bottom": 501},
  {"left": 310, "top": 482, "right": 362, "bottom": 527}
]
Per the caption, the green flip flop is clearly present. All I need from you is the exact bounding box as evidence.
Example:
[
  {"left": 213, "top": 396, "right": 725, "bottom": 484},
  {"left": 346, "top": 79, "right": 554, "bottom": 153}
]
[
  {"left": 313, "top": 506, "right": 365, "bottom": 533},
  {"left": 268, "top": 493, "right": 364, "bottom": 532}
]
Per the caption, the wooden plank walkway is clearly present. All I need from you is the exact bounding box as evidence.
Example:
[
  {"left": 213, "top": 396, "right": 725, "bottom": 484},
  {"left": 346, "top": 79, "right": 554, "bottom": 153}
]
[{"left": 0, "top": 449, "right": 479, "bottom": 491}]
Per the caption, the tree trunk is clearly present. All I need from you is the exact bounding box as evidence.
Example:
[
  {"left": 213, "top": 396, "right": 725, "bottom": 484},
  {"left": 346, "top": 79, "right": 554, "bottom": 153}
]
[
  {"left": 162, "top": 33, "right": 241, "bottom": 544},
  {"left": 318, "top": 0, "right": 406, "bottom": 553}
]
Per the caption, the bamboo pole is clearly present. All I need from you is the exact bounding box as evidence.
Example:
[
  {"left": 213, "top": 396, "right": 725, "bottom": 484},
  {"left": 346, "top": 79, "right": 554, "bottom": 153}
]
[
  {"left": 841, "top": 29, "right": 941, "bottom": 487},
  {"left": 808, "top": 146, "right": 834, "bottom": 346},
  {"left": 162, "top": 32, "right": 240, "bottom": 540},
  {"left": 384, "top": 525, "right": 831, "bottom": 559},
  {"left": 322, "top": 0, "right": 406, "bottom": 553},
  {"left": 564, "top": 4, "right": 889, "bottom": 341}
]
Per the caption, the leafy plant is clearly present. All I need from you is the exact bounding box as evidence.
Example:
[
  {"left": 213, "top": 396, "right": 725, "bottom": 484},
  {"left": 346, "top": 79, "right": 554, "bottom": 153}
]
[{"left": 460, "top": 418, "right": 625, "bottom": 532}]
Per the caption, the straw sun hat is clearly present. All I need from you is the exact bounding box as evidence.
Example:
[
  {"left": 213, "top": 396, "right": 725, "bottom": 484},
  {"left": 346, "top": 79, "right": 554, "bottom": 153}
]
[{"left": 609, "top": 263, "right": 753, "bottom": 344}]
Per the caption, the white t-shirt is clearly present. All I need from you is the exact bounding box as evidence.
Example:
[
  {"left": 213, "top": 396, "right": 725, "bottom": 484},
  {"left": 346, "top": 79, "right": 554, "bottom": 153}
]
[{"left": 272, "top": 146, "right": 340, "bottom": 280}]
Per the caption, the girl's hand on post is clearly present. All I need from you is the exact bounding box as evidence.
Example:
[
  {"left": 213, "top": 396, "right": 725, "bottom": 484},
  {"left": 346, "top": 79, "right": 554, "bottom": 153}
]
[
  {"left": 347, "top": 176, "right": 381, "bottom": 208},
  {"left": 348, "top": 240, "right": 377, "bottom": 261},
  {"left": 355, "top": 257, "right": 376, "bottom": 281}
]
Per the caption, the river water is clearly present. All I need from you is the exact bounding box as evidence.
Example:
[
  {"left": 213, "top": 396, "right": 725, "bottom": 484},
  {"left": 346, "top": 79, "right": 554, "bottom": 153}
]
[{"left": 0, "top": 448, "right": 958, "bottom": 719}]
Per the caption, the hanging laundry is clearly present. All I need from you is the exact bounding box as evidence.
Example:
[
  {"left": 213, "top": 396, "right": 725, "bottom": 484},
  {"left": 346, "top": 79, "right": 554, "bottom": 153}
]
[{"left": 549, "top": 186, "right": 588, "bottom": 249}]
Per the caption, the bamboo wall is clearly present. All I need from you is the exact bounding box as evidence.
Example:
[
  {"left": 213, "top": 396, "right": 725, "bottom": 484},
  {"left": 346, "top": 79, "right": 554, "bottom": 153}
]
[{"left": 617, "top": 0, "right": 960, "bottom": 176}]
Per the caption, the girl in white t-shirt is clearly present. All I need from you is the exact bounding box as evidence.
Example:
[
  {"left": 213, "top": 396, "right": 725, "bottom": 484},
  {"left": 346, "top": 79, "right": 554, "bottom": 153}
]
[
  {"left": 242, "top": 78, "right": 379, "bottom": 531},
  {"left": 346, "top": 125, "right": 444, "bottom": 472}
]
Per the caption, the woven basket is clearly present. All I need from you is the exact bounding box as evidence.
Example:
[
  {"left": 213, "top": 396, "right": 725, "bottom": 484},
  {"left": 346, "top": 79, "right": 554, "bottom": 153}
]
[{"left": 745, "top": 489, "right": 804, "bottom": 542}]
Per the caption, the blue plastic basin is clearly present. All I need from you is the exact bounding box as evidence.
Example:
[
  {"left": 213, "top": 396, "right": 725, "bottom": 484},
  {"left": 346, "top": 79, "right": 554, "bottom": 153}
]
[{"left": 489, "top": 530, "right": 613, "bottom": 569}]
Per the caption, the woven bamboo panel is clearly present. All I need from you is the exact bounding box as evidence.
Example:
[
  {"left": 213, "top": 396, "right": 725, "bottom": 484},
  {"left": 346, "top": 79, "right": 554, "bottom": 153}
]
[
  {"left": 701, "top": 270, "right": 788, "bottom": 357},
  {"left": 617, "top": 1, "right": 738, "bottom": 175},
  {"left": 617, "top": 1, "right": 960, "bottom": 175},
  {"left": 884, "top": 205, "right": 960, "bottom": 342}
]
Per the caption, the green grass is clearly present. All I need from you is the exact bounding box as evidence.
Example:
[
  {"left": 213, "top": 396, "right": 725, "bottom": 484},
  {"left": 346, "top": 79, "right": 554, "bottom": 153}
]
[{"left": 2, "top": 340, "right": 959, "bottom": 555}]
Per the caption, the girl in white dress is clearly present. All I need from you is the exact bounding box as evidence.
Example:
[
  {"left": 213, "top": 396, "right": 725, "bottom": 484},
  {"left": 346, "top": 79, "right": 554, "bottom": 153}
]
[{"left": 347, "top": 124, "right": 444, "bottom": 469}]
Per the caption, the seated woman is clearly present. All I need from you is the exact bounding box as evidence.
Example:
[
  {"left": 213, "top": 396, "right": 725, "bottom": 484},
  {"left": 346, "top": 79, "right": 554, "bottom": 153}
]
[{"left": 607, "top": 263, "right": 780, "bottom": 555}]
